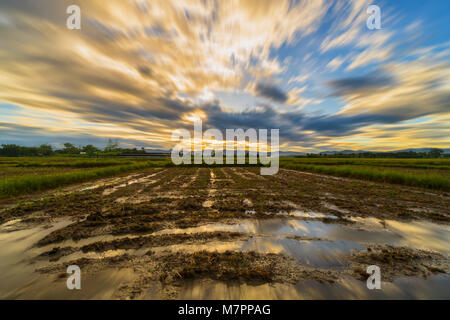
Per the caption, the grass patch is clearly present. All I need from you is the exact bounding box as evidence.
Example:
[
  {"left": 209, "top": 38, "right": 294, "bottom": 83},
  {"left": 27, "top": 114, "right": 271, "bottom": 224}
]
[
  {"left": 281, "top": 162, "right": 450, "bottom": 191},
  {"left": 15, "top": 160, "right": 135, "bottom": 168},
  {"left": 280, "top": 157, "right": 450, "bottom": 169},
  {"left": 0, "top": 162, "right": 165, "bottom": 198}
]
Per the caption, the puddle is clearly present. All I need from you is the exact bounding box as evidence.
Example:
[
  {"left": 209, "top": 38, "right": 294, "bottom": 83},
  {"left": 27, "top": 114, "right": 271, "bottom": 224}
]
[
  {"left": 6, "top": 268, "right": 137, "bottom": 300},
  {"left": 153, "top": 217, "right": 450, "bottom": 255},
  {"left": 175, "top": 274, "right": 450, "bottom": 300},
  {"left": 240, "top": 237, "right": 362, "bottom": 268},
  {"left": 279, "top": 210, "right": 339, "bottom": 219},
  {"left": 382, "top": 219, "right": 450, "bottom": 254},
  {"left": 279, "top": 201, "right": 339, "bottom": 219},
  {"left": 1, "top": 211, "right": 448, "bottom": 299},
  {"left": 0, "top": 217, "right": 74, "bottom": 299},
  {"left": 77, "top": 174, "right": 142, "bottom": 192},
  {"left": 321, "top": 202, "right": 350, "bottom": 214}
]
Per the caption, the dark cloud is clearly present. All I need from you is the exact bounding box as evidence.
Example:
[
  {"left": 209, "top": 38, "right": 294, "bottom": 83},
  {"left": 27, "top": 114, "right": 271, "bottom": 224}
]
[
  {"left": 0, "top": 122, "right": 163, "bottom": 149},
  {"left": 199, "top": 104, "right": 308, "bottom": 143},
  {"left": 198, "top": 102, "right": 418, "bottom": 144},
  {"left": 137, "top": 65, "right": 152, "bottom": 77},
  {"left": 327, "top": 72, "right": 395, "bottom": 96},
  {"left": 255, "top": 82, "right": 288, "bottom": 103},
  {"left": 298, "top": 113, "right": 404, "bottom": 137}
]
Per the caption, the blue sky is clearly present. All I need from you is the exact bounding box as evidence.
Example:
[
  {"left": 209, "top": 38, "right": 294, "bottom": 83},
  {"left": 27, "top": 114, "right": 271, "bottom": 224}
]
[{"left": 0, "top": 0, "right": 449, "bottom": 152}]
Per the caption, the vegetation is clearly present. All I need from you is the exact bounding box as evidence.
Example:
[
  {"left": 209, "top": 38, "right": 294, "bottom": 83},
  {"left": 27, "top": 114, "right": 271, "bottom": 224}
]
[
  {"left": 0, "top": 159, "right": 171, "bottom": 198},
  {"left": 1, "top": 150, "right": 449, "bottom": 199},
  {"left": 15, "top": 160, "right": 134, "bottom": 168},
  {"left": 0, "top": 139, "right": 150, "bottom": 157},
  {"left": 280, "top": 158, "right": 450, "bottom": 191},
  {"left": 301, "top": 148, "right": 447, "bottom": 159},
  {"left": 280, "top": 158, "right": 450, "bottom": 169}
]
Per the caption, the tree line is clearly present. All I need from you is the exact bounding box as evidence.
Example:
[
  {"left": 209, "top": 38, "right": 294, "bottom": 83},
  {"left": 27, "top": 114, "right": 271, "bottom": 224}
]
[
  {"left": 301, "top": 149, "right": 447, "bottom": 159},
  {"left": 0, "top": 139, "right": 147, "bottom": 157}
]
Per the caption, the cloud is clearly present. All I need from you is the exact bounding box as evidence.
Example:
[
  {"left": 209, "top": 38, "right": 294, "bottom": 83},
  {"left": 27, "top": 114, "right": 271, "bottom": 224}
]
[
  {"left": 0, "top": 0, "right": 332, "bottom": 148},
  {"left": 327, "top": 72, "right": 395, "bottom": 95},
  {"left": 0, "top": 122, "right": 163, "bottom": 149},
  {"left": 255, "top": 82, "right": 288, "bottom": 103},
  {"left": 326, "top": 57, "right": 345, "bottom": 71},
  {"left": 299, "top": 113, "right": 403, "bottom": 137},
  {"left": 0, "top": 0, "right": 448, "bottom": 152},
  {"left": 334, "top": 59, "right": 450, "bottom": 119}
]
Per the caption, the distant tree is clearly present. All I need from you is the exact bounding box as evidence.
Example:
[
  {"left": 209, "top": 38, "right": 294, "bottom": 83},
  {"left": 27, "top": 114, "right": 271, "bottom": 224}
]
[
  {"left": 0, "top": 144, "right": 41, "bottom": 156},
  {"left": 105, "top": 139, "right": 119, "bottom": 152},
  {"left": 0, "top": 144, "right": 22, "bottom": 156},
  {"left": 62, "top": 143, "right": 80, "bottom": 154},
  {"left": 428, "top": 148, "right": 444, "bottom": 158},
  {"left": 39, "top": 144, "right": 53, "bottom": 156},
  {"left": 82, "top": 144, "right": 100, "bottom": 156}
]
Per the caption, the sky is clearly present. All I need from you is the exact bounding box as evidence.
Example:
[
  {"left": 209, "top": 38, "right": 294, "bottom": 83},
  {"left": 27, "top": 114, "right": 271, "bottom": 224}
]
[{"left": 0, "top": 0, "right": 449, "bottom": 152}]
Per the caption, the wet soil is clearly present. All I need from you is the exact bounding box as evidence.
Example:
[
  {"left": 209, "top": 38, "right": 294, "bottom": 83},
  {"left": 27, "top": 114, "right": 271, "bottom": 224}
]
[{"left": 0, "top": 167, "right": 449, "bottom": 299}]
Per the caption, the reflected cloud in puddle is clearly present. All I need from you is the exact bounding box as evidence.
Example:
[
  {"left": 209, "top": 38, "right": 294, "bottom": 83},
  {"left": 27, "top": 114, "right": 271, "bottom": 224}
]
[{"left": 176, "top": 274, "right": 450, "bottom": 300}]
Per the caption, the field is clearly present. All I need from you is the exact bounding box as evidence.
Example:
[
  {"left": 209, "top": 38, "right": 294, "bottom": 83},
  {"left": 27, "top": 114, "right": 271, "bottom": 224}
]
[
  {"left": 280, "top": 158, "right": 450, "bottom": 191},
  {"left": 1, "top": 157, "right": 450, "bottom": 199},
  {"left": 0, "top": 157, "right": 170, "bottom": 198},
  {"left": 0, "top": 158, "right": 449, "bottom": 299}
]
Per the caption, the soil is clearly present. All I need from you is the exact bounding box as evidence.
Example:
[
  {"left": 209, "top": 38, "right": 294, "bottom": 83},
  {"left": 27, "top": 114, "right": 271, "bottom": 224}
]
[{"left": 1, "top": 167, "right": 449, "bottom": 299}]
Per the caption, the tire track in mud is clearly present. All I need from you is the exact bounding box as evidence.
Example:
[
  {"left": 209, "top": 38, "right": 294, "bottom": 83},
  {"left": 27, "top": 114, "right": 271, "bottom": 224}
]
[
  {"left": 109, "top": 167, "right": 185, "bottom": 205},
  {"left": 181, "top": 168, "right": 211, "bottom": 210},
  {"left": 221, "top": 167, "right": 259, "bottom": 190},
  {"left": 107, "top": 169, "right": 169, "bottom": 201},
  {"left": 218, "top": 167, "right": 292, "bottom": 215},
  {"left": 202, "top": 169, "right": 217, "bottom": 209},
  {"left": 98, "top": 171, "right": 160, "bottom": 196},
  {"left": 280, "top": 168, "right": 346, "bottom": 181},
  {"left": 145, "top": 167, "right": 199, "bottom": 201},
  {"left": 180, "top": 168, "right": 200, "bottom": 189}
]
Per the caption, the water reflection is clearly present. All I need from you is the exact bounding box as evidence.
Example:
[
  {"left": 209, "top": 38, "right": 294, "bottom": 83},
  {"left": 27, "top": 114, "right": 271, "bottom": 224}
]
[
  {"left": 1, "top": 212, "right": 448, "bottom": 299},
  {"left": 177, "top": 275, "right": 450, "bottom": 300},
  {"left": 153, "top": 217, "right": 450, "bottom": 255}
]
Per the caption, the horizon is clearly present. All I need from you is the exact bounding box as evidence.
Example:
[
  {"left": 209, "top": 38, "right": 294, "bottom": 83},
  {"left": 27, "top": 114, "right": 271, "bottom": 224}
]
[
  {"left": 0, "top": 0, "right": 449, "bottom": 153},
  {"left": 1, "top": 141, "right": 449, "bottom": 155}
]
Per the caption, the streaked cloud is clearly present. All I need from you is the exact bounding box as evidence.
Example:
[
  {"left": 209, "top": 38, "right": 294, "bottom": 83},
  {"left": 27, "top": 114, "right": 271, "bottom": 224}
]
[{"left": 0, "top": 0, "right": 449, "bottom": 151}]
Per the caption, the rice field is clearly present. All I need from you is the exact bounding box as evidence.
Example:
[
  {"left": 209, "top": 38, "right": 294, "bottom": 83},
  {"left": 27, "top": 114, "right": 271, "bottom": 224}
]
[
  {"left": 1, "top": 157, "right": 449, "bottom": 199},
  {"left": 0, "top": 157, "right": 171, "bottom": 198},
  {"left": 280, "top": 158, "right": 450, "bottom": 191},
  {"left": 0, "top": 165, "right": 448, "bottom": 299}
]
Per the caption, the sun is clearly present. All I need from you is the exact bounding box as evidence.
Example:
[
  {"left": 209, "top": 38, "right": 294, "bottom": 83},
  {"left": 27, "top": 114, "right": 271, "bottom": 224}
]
[{"left": 183, "top": 110, "right": 207, "bottom": 122}]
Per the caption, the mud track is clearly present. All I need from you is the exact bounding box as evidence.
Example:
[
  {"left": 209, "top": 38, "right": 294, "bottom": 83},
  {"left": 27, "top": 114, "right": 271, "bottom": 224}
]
[{"left": 0, "top": 167, "right": 449, "bottom": 299}]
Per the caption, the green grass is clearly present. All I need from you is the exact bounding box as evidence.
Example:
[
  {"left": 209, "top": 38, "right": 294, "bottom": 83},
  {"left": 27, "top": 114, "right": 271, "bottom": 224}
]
[
  {"left": 0, "top": 159, "right": 172, "bottom": 198},
  {"left": 280, "top": 161, "right": 450, "bottom": 191},
  {"left": 280, "top": 157, "right": 450, "bottom": 169},
  {"left": 1, "top": 156, "right": 449, "bottom": 197},
  {"left": 14, "top": 160, "right": 135, "bottom": 168}
]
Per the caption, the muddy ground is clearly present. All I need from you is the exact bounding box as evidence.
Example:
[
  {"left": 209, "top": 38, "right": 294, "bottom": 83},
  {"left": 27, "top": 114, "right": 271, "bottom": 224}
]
[{"left": 0, "top": 167, "right": 449, "bottom": 299}]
